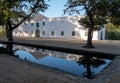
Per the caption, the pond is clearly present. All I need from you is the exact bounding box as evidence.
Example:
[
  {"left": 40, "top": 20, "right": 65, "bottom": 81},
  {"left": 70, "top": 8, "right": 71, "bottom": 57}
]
[{"left": 0, "top": 44, "right": 113, "bottom": 79}]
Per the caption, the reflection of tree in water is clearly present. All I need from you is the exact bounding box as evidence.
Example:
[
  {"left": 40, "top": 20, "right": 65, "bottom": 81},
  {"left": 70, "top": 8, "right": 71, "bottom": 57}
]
[
  {"left": 76, "top": 55, "right": 106, "bottom": 79},
  {"left": 0, "top": 44, "right": 14, "bottom": 55},
  {"left": 0, "top": 47, "right": 7, "bottom": 54}
]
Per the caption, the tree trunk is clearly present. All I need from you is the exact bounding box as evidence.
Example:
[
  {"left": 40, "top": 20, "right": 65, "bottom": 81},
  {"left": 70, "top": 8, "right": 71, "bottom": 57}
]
[
  {"left": 6, "top": 19, "right": 14, "bottom": 55},
  {"left": 6, "top": 29, "right": 14, "bottom": 55},
  {"left": 83, "top": 28, "right": 94, "bottom": 48},
  {"left": 83, "top": 11, "right": 95, "bottom": 48},
  {"left": 8, "top": 29, "right": 13, "bottom": 41},
  {"left": 6, "top": 25, "right": 9, "bottom": 39},
  {"left": 6, "top": 19, "right": 13, "bottom": 41},
  {"left": 85, "top": 56, "right": 92, "bottom": 79}
]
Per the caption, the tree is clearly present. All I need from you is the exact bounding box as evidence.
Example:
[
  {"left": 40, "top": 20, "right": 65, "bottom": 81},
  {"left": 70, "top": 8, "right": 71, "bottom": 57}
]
[
  {"left": 0, "top": 0, "right": 48, "bottom": 54},
  {"left": 64, "top": 0, "right": 120, "bottom": 48},
  {"left": 0, "top": 0, "right": 48, "bottom": 41},
  {"left": 108, "top": 0, "right": 120, "bottom": 26},
  {"left": 77, "top": 55, "right": 106, "bottom": 79}
]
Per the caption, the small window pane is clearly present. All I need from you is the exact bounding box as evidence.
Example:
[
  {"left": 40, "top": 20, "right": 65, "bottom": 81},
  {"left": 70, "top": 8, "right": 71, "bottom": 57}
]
[
  {"left": 25, "top": 31, "right": 27, "bottom": 34},
  {"left": 43, "top": 21, "right": 45, "bottom": 25},
  {"left": 36, "top": 22, "right": 39, "bottom": 28},
  {"left": 51, "top": 31, "right": 54, "bottom": 35},
  {"left": 31, "top": 31, "right": 33, "bottom": 34},
  {"left": 61, "top": 31, "right": 64, "bottom": 36},
  {"left": 31, "top": 23, "right": 33, "bottom": 26},
  {"left": 72, "top": 31, "right": 75, "bottom": 36},
  {"left": 43, "top": 31, "right": 45, "bottom": 35}
]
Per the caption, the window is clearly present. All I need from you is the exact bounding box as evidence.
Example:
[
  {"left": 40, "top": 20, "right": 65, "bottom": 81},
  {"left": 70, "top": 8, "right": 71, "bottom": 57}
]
[
  {"left": 36, "top": 48, "right": 39, "bottom": 51},
  {"left": 25, "top": 31, "right": 27, "bottom": 34},
  {"left": 61, "top": 31, "right": 64, "bottom": 36},
  {"left": 51, "top": 31, "right": 54, "bottom": 35},
  {"left": 31, "top": 31, "right": 33, "bottom": 34},
  {"left": 72, "top": 31, "right": 75, "bottom": 36},
  {"left": 43, "top": 31, "right": 45, "bottom": 35},
  {"left": 36, "top": 22, "right": 39, "bottom": 28},
  {"left": 42, "top": 49, "right": 45, "bottom": 52},
  {"left": 24, "top": 22, "right": 27, "bottom": 25},
  {"left": 42, "top": 21, "right": 45, "bottom": 25},
  {"left": 35, "top": 29, "right": 40, "bottom": 37},
  {"left": 31, "top": 23, "right": 33, "bottom": 26},
  {"left": 19, "top": 31, "right": 22, "bottom": 33}
]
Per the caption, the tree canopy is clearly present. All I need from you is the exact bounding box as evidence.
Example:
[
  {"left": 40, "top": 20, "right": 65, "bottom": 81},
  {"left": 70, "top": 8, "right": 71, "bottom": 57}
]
[
  {"left": 109, "top": 0, "right": 120, "bottom": 26},
  {"left": 64, "top": 0, "right": 120, "bottom": 48},
  {"left": 0, "top": 0, "right": 48, "bottom": 41},
  {"left": 0, "top": 0, "right": 48, "bottom": 29}
]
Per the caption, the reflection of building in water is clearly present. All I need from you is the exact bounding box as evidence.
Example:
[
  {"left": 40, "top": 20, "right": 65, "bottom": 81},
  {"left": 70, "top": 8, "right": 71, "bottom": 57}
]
[
  {"left": 14, "top": 45, "right": 83, "bottom": 61},
  {"left": 14, "top": 45, "right": 111, "bottom": 79}
]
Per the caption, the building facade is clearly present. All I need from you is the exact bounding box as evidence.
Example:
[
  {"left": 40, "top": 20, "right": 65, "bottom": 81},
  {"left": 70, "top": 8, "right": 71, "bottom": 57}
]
[{"left": 13, "top": 15, "right": 106, "bottom": 40}]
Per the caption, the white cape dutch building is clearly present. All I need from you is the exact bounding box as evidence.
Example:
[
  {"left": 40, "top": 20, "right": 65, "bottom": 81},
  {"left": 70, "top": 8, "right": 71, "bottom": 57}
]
[{"left": 13, "top": 14, "right": 106, "bottom": 40}]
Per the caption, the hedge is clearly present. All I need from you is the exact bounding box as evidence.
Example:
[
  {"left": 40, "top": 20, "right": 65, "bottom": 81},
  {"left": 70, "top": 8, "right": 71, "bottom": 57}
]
[{"left": 106, "top": 29, "right": 120, "bottom": 40}]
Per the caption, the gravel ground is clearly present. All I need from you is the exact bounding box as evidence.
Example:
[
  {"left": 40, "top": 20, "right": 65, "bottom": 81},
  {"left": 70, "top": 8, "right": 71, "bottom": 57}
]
[
  {"left": 0, "top": 37, "right": 120, "bottom": 56},
  {"left": 0, "top": 54, "right": 79, "bottom": 83}
]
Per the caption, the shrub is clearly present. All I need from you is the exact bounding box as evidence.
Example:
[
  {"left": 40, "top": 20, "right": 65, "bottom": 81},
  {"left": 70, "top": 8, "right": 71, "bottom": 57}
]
[
  {"left": 0, "top": 28, "right": 6, "bottom": 37},
  {"left": 106, "top": 29, "right": 120, "bottom": 40}
]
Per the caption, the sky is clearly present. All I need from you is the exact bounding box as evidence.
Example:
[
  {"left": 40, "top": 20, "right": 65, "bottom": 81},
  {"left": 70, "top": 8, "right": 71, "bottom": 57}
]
[
  {"left": 41, "top": 0, "right": 67, "bottom": 18},
  {"left": 41, "top": 0, "right": 85, "bottom": 18}
]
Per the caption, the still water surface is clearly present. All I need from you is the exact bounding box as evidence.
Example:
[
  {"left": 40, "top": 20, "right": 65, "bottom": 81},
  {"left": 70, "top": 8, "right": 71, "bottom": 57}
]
[
  {"left": 14, "top": 48, "right": 112, "bottom": 79},
  {"left": 0, "top": 44, "right": 112, "bottom": 79}
]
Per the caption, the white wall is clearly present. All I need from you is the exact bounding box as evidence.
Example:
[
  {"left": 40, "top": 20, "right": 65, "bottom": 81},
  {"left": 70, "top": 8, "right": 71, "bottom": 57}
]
[{"left": 13, "top": 15, "right": 105, "bottom": 40}]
